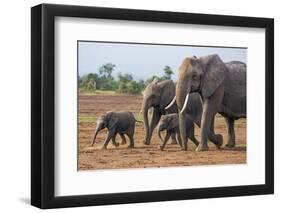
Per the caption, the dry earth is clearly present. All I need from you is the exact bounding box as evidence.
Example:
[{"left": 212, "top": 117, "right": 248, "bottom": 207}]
[{"left": 78, "top": 93, "right": 246, "bottom": 170}]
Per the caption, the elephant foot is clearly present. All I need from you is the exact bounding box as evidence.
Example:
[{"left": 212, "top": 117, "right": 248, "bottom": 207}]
[
  {"left": 128, "top": 145, "right": 134, "bottom": 149},
  {"left": 113, "top": 142, "right": 119, "bottom": 148},
  {"left": 216, "top": 141, "right": 223, "bottom": 149},
  {"left": 101, "top": 146, "right": 107, "bottom": 150},
  {"left": 192, "top": 140, "right": 199, "bottom": 147},
  {"left": 217, "top": 134, "right": 223, "bottom": 147},
  {"left": 196, "top": 143, "right": 209, "bottom": 152},
  {"left": 181, "top": 145, "right": 188, "bottom": 151},
  {"left": 225, "top": 143, "right": 235, "bottom": 148},
  {"left": 159, "top": 145, "right": 164, "bottom": 151},
  {"left": 143, "top": 140, "right": 150, "bottom": 145},
  {"left": 211, "top": 134, "right": 223, "bottom": 149}
]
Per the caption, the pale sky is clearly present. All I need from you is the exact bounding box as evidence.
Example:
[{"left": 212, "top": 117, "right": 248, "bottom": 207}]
[{"left": 78, "top": 41, "right": 247, "bottom": 81}]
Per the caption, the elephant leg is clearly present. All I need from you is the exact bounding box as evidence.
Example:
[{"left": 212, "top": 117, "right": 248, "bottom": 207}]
[
  {"left": 127, "top": 132, "right": 134, "bottom": 148},
  {"left": 160, "top": 131, "right": 171, "bottom": 151},
  {"left": 120, "top": 133, "right": 127, "bottom": 145},
  {"left": 225, "top": 117, "right": 236, "bottom": 148},
  {"left": 170, "top": 132, "right": 177, "bottom": 144},
  {"left": 176, "top": 131, "right": 184, "bottom": 150},
  {"left": 112, "top": 133, "right": 119, "bottom": 148},
  {"left": 208, "top": 116, "right": 223, "bottom": 148},
  {"left": 196, "top": 103, "right": 213, "bottom": 151},
  {"left": 196, "top": 85, "right": 224, "bottom": 152},
  {"left": 188, "top": 125, "right": 199, "bottom": 147},
  {"left": 147, "top": 108, "right": 161, "bottom": 145},
  {"left": 101, "top": 130, "right": 115, "bottom": 149}
]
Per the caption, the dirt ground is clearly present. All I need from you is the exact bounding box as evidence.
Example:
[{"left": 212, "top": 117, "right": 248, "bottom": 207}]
[{"left": 78, "top": 93, "right": 246, "bottom": 170}]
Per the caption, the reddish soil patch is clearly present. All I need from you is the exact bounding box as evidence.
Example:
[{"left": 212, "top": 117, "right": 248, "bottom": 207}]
[{"left": 78, "top": 94, "right": 246, "bottom": 170}]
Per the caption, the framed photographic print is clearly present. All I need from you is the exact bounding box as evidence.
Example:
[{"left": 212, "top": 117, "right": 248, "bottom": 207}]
[{"left": 31, "top": 3, "right": 274, "bottom": 209}]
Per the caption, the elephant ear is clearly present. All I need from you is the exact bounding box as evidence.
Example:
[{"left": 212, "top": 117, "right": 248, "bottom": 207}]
[
  {"left": 201, "top": 55, "right": 226, "bottom": 98},
  {"left": 106, "top": 112, "right": 118, "bottom": 130},
  {"left": 167, "top": 116, "right": 178, "bottom": 130},
  {"left": 159, "top": 80, "right": 176, "bottom": 109}
]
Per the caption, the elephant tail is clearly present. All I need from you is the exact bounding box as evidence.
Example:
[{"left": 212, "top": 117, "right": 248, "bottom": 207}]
[{"left": 135, "top": 119, "right": 143, "bottom": 123}]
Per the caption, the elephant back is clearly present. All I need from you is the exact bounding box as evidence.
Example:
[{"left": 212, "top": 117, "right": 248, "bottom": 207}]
[
  {"left": 224, "top": 61, "right": 246, "bottom": 98},
  {"left": 222, "top": 61, "right": 246, "bottom": 118}
]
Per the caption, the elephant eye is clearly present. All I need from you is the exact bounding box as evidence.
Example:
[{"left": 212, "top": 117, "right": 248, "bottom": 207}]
[{"left": 192, "top": 74, "right": 198, "bottom": 80}]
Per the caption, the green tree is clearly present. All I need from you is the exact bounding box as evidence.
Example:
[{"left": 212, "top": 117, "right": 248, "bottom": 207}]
[
  {"left": 97, "top": 63, "right": 118, "bottom": 90},
  {"left": 118, "top": 73, "right": 133, "bottom": 83},
  {"left": 85, "top": 78, "right": 96, "bottom": 92},
  {"left": 79, "top": 65, "right": 157, "bottom": 95},
  {"left": 163, "top": 65, "right": 174, "bottom": 80},
  {"left": 118, "top": 82, "right": 128, "bottom": 93},
  {"left": 137, "top": 79, "right": 146, "bottom": 91},
  {"left": 80, "top": 73, "right": 99, "bottom": 92},
  {"left": 98, "top": 78, "right": 115, "bottom": 90},
  {"left": 127, "top": 81, "right": 140, "bottom": 94},
  {"left": 116, "top": 72, "right": 144, "bottom": 94},
  {"left": 99, "top": 63, "right": 116, "bottom": 80}
]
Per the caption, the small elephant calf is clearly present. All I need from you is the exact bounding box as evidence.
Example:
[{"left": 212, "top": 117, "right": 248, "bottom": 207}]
[
  {"left": 91, "top": 111, "right": 138, "bottom": 149},
  {"left": 157, "top": 113, "right": 199, "bottom": 151}
]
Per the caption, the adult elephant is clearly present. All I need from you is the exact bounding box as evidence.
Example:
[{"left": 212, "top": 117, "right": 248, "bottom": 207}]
[
  {"left": 142, "top": 79, "right": 202, "bottom": 145},
  {"left": 172, "top": 54, "right": 246, "bottom": 151}
]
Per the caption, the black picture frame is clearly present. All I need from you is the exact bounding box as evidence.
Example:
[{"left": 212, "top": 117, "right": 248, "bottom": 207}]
[{"left": 31, "top": 3, "right": 274, "bottom": 209}]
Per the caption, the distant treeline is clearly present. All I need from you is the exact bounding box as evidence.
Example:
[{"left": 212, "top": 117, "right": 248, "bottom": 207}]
[{"left": 79, "top": 63, "right": 174, "bottom": 94}]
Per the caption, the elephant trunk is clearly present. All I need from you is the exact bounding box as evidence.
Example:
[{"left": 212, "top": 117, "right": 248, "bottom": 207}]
[
  {"left": 178, "top": 112, "right": 187, "bottom": 149},
  {"left": 157, "top": 126, "right": 164, "bottom": 144},
  {"left": 91, "top": 126, "right": 101, "bottom": 147},
  {"left": 142, "top": 99, "right": 151, "bottom": 145},
  {"left": 176, "top": 82, "right": 191, "bottom": 150}
]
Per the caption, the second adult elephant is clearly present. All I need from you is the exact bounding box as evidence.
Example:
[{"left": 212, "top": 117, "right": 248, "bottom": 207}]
[
  {"left": 171, "top": 54, "right": 246, "bottom": 151},
  {"left": 142, "top": 79, "right": 202, "bottom": 145}
]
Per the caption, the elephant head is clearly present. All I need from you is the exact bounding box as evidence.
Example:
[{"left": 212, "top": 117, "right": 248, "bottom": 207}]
[
  {"left": 141, "top": 80, "right": 176, "bottom": 145},
  {"left": 157, "top": 114, "right": 178, "bottom": 143},
  {"left": 175, "top": 54, "right": 226, "bottom": 149},
  {"left": 91, "top": 112, "right": 117, "bottom": 147},
  {"left": 157, "top": 115, "right": 169, "bottom": 143}
]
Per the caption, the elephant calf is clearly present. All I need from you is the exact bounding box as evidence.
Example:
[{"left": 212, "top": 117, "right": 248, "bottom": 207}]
[
  {"left": 91, "top": 111, "right": 138, "bottom": 149},
  {"left": 157, "top": 113, "right": 199, "bottom": 151}
]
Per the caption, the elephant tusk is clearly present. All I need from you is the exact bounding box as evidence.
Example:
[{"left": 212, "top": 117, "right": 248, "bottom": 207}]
[
  {"left": 180, "top": 93, "right": 189, "bottom": 114},
  {"left": 164, "top": 96, "right": 176, "bottom": 110}
]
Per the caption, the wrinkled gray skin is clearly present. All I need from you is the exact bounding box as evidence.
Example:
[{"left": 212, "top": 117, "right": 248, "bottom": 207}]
[
  {"left": 142, "top": 79, "right": 202, "bottom": 145},
  {"left": 91, "top": 111, "right": 136, "bottom": 149},
  {"left": 157, "top": 113, "right": 199, "bottom": 151},
  {"left": 175, "top": 54, "right": 246, "bottom": 152}
]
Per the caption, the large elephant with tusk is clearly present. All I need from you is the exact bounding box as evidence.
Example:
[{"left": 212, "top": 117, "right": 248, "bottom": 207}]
[
  {"left": 169, "top": 54, "right": 246, "bottom": 151},
  {"left": 142, "top": 79, "right": 202, "bottom": 145}
]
